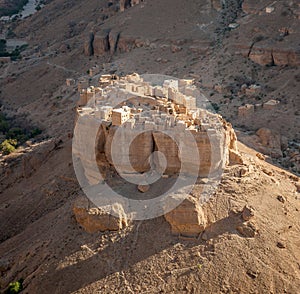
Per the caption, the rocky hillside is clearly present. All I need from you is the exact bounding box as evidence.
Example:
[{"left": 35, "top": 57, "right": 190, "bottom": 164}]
[{"left": 0, "top": 0, "right": 299, "bottom": 293}]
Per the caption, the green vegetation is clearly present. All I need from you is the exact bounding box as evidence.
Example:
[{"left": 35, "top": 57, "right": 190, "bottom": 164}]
[
  {"left": 0, "top": 0, "right": 29, "bottom": 17},
  {"left": 0, "top": 114, "right": 9, "bottom": 132},
  {"left": 0, "top": 42, "right": 28, "bottom": 61},
  {"left": 0, "top": 39, "right": 7, "bottom": 53},
  {"left": 6, "top": 28, "right": 16, "bottom": 38},
  {"left": 211, "top": 102, "right": 220, "bottom": 113},
  {"left": 0, "top": 139, "right": 17, "bottom": 155},
  {"left": 4, "top": 278, "right": 23, "bottom": 294},
  {"left": 0, "top": 113, "right": 42, "bottom": 155}
]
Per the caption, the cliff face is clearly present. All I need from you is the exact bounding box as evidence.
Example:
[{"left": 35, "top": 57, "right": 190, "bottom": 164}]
[{"left": 95, "top": 117, "right": 241, "bottom": 179}]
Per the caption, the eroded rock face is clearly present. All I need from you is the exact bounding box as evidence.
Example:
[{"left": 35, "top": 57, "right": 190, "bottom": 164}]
[
  {"left": 73, "top": 197, "right": 128, "bottom": 233},
  {"left": 224, "top": 120, "right": 243, "bottom": 165},
  {"left": 249, "top": 46, "right": 274, "bottom": 66},
  {"left": 248, "top": 45, "right": 300, "bottom": 66},
  {"left": 109, "top": 30, "right": 120, "bottom": 54},
  {"left": 84, "top": 30, "right": 137, "bottom": 56},
  {"left": 99, "top": 121, "right": 242, "bottom": 177},
  {"left": 84, "top": 32, "right": 94, "bottom": 56},
  {"left": 93, "top": 30, "right": 110, "bottom": 56},
  {"left": 152, "top": 132, "right": 180, "bottom": 175},
  {"left": 272, "top": 48, "right": 300, "bottom": 66},
  {"left": 104, "top": 127, "right": 154, "bottom": 173}
]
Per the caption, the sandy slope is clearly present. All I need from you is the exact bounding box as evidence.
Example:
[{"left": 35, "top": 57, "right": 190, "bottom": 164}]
[{"left": 0, "top": 0, "right": 299, "bottom": 293}]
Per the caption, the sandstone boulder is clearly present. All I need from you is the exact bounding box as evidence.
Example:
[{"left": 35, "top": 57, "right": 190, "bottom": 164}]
[
  {"left": 138, "top": 184, "right": 150, "bottom": 193},
  {"left": 164, "top": 196, "right": 207, "bottom": 237},
  {"left": 229, "top": 149, "right": 244, "bottom": 165},
  {"left": 117, "top": 35, "right": 137, "bottom": 53},
  {"left": 242, "top": 205, "right": 255, "bottom": 221},
  {"left": 73, "top": 197, "right": 128, "bottom": 233},
  {"left": 236, "top": 221, "right": 257, "bottom": 238}
]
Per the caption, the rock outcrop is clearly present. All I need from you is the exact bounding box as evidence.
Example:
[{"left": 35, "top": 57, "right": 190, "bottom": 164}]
[
  {"left": 83, "top": 32, "right": 94, "bottom": 56},
  {"left": 119, "top": 0, "right": 144, "bottom": 12},
  {"left": 93, "top": 30, "right": 111, "bottom": 56},
  {"left": 108, "top": 29, "right": 120, "bottom": 54},
  {"left": 117, "top": 35, "right": 137, "bottom": 53},
  {"left": 248, "top": 46, "right": 274, "bottom": 66},
  {"left": 84, "top": 30, "right": 138, "bottom": 56},
  {"left": 248, "top": 45, "right": 300, "bottom": 66},
  {"left": 152, "top": 132, "right": 180, "bottom": 175},
  {"left": 99, "top": 120, "right": 241, "bottom": 177}
]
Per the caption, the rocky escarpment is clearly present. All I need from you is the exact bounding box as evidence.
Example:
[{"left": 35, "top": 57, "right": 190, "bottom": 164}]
[
  {"left": 84, "top": 29, "right": 138, "bottom": 56},
  {"left": 232, "top": 0, "right": 300, "bottom": 66},
  {"left": 83, "top": 0, "right": 147, "bottom": 56},
  {"left": 84, "top": 29, "right": 154, "bottom": 57},
  {"left": 235, "top": 41, "right": 300, "bottom": 66},
  {"left": 73, "top": 197, "right": 128, "bottom": 233}
]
